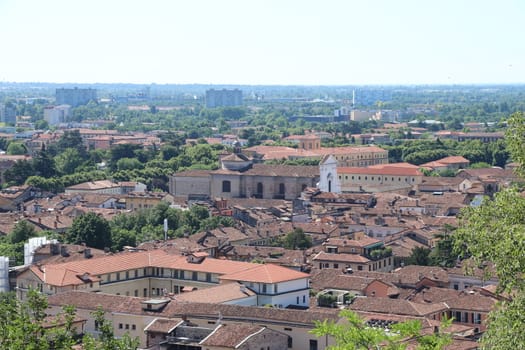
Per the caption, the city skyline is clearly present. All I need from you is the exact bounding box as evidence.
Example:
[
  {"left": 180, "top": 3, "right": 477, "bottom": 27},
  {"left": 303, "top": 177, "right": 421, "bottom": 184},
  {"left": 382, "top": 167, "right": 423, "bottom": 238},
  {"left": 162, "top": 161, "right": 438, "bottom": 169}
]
[{"left": 1, "top": 0, "right": 524, "bottom": 85}]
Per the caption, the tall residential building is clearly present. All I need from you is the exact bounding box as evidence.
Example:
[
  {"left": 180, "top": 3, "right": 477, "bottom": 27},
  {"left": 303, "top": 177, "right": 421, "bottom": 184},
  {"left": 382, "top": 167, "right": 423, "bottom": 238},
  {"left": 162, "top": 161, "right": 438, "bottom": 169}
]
[
  {"left": 353, "top": 88, "right": 392, "bottom": 106},
  {"left": 205, "top": 89, "right": 243, "bottom": 108},
  {"left": 0, "top": 103, "right": 17, "bottom": 125},
  {"left": 43, "top": 105, "right": 71, "bottom": 125},
  {"left": 55, "top": 87, "right": 97, "bottom": 107}
]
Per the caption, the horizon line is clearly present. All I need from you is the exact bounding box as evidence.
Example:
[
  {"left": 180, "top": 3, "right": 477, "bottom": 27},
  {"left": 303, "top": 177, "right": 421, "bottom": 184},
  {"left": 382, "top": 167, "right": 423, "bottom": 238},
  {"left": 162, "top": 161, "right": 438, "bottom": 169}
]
[{"left": 2, "top": 81, "right": 525, "bottom": 87}]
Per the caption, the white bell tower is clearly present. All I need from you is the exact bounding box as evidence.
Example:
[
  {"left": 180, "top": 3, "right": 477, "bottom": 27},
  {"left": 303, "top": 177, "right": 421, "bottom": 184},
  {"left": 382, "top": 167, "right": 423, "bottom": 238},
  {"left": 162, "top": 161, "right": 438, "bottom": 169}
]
[{"left": 318, "top": 154, "right": 341, "bottom": 193}]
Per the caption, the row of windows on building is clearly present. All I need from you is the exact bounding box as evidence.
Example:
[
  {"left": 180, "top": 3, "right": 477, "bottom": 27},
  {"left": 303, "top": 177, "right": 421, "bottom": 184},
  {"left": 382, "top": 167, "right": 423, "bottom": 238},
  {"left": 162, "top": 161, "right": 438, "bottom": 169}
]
[
  {"left": 94, "top": 320, "right": 137, "bottom": 332},
  {"left": 319, "top": 257, "right": 392, "bottom": 270},
  {"left": 104, "top": 268, "right": 214, "bottom": 283},
  {"left": 116, "top": 286, "right": 191, "bottom": 298},
  {"left": 445, "top": 311, "right": 482, "bottom": 324},
  {"left": 339, "top": 175, "right": 416, "bottom": 182},
  {"left": 118, "top": 323, "right": 137, "bottom": 331},
  {"left": 334, "top": 154, "right": 386, "bottom": 161},
  {"left": 222, "top": 181, "right": 302, "bottom": 194}
]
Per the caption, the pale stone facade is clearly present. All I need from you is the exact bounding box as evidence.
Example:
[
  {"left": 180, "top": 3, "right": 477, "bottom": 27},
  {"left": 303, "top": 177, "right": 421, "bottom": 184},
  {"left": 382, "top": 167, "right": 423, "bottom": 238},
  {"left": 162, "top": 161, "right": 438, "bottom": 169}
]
[{"left": 170, "top": 165, "right": 319, "bottom": 200}]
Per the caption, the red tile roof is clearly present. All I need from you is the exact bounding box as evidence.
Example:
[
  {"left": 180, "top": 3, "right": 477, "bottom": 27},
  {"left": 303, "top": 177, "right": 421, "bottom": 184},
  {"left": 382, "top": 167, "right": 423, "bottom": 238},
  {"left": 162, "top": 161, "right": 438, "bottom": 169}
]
[
  {"left": 312, "top": 251, "right": 370, "bottom": 264},
  {"left": 324, "top": 236, "right": 382, "bottom": 248},
  {"left": 200, "top": 324, "right": 267, "bottom": 348},
  {"left": 175, "top": 282, "right": 256, "bottom": 303},
  {"left": 338, "top": 165, "right": 422, "bottom": 176},
  {"left": 220, "top": 263, "right": 309, "bottom": 284},
  {"left": 30, "top": 249, "right": 309, "bottom": 287}
]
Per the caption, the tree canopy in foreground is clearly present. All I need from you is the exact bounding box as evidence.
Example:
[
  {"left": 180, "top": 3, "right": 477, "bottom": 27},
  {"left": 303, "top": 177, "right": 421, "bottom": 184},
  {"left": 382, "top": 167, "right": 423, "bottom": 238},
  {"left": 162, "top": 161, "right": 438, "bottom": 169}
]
[{"left": 453, "top": 111, "right": 525, "bottom": 349}]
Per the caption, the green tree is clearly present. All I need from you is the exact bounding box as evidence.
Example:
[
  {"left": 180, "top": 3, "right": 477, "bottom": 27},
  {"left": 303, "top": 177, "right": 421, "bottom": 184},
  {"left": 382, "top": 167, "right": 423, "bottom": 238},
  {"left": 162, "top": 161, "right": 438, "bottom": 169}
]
[
  {"left": 406, "top": 246, "right": 431, "bottom": 266},
  {"left": 82, "top": 307, "right": 139, "bottom": 350},
  {"left": 6, "top": 142, "right": 27, "bottom": 155},
  {"left": 311, "top": 309, "right": 451, "bottom": 349},
  {"left": 34, "top": 119, "right": 49, "bottom": 130},
  {"left": 455, "top": 189, "right": 525, "bottom": 349},
  {"left": 55, "top": 130, "right": 86, "bottom": 157},
  {"left": 26, "top": 175, "right": 65, "bottom": 193},
  {"left": 505, "top": 111, "right": 525, "bottom": 173},
  {"left": 0, "top": 291, "right": 137, "bottom": 349},
  {"left": 111, "top": 228, "right": 137, "bottom": 252},
  {"left": 281, "top": 228, "right": 312, "bottom": 250},
  {"left": 110, "top": 144, "right": 142, "bottom": 169},
  {"left": 4, "top": 159, "right": 34, "bottom": 185},
  {"left": 0, "top": 239, "right": 24, "bottom": 265},
  {"left": 10, "top": 219, "right": 37, "bottom": 244},
  {"left": 429, "top": 227, "right": 456, "bottom": 267},
  {"left": 32, "top": 146, "right": 57, "bottom": 178},
  {"left": 116, "top": 157, "right": 144, "bottom": 171},
  {"left": 0, "top": 289, "right": 79, "bottom": 349},
  {"left": 55, "top": 148, "right": 84, "bottom": 175},
  {"left": 160, "top": 144, "right": 180, "bottom": 160},
  {"left": 185, "top": 205, "right": 210, "bottom": 232},
  {"left": 67, "top": 212, "right": 112, "bottom": 250},
  {"left": 453, "top": 111, "right": 525, "bottom": 349}
]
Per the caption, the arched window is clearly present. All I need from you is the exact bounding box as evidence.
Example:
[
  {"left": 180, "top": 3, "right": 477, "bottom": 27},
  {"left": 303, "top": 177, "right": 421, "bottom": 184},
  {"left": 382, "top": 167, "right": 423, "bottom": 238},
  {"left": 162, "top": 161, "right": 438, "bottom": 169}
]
[{"left": 222, "top": 180, "right": 231, "bottom": 193}]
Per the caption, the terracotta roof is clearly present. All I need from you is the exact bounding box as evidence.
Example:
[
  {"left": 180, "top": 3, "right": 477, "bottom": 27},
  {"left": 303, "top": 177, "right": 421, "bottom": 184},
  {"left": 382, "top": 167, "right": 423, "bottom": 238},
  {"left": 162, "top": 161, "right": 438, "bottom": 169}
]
[
  {"left": 349, "top": 297, "right": 447, "bottom": 317},
  {"left": 200, "top": 324, "right": 267, "bottom": 348},
  {"left": 66, "top": 180, "right": 119, "bottom": 191},
  {"left": 312, "top": 251, "right": 370, "bottom": 264},
  {"left": 285, "top": 134, "right": 320, "bottom": 140},
  {"left": 385, "top": 236, "right": 428, "bottom": 258},
  {"left": 212, "top": 164, "right": 319, "bottom": 177},
  {"left": 172, "top": 170, "right": 211, "bottom": 177},
  {"left": 430, "top": 156, "right": 470, "bottom": 165},
  {"left": 368, "top": 162, "right": 420, "bottom": 169},
  {"left": 338, "top": 165, "right": 422, "bottom": 176},
  {"left": 408, "top": 287, "right": 497, "bottom": 312},
  {"left": 31, "top": 250, "right": 262, "bottom": 287},
  {"left": 245, "top": 145, "right": 387, "bottom": 161},
  {"left": 144, "top": 318, "right": 182, "bottom": 333},
  {"left": 33, "top": 243, "right": 106, "bottom": 264},
  {"left": 48, "top": 291, "right": 340, "bottom": 325},
  {"left": 419, "top": 176, "right": 463, "bottom": 186},
  {"left": 458, "top": 167, "right": 516, "bottom": 179},
  {"left": 0, "top": 155, "right": 31, "bottom": 162},
  {"left": 324, "top": 236, "right": 382, "bottom": 248},
  {"left": 310, "top": 269, "right": 373, "bottom": 292},
  {"left": 220, "top": 263, "right": 310, "bottom": 284},
  {"left": 395, "top": 265, "right": 449, "bottom": 285},
  {"left": 175, "top": 282, "right": 256, "bottom": 303}
]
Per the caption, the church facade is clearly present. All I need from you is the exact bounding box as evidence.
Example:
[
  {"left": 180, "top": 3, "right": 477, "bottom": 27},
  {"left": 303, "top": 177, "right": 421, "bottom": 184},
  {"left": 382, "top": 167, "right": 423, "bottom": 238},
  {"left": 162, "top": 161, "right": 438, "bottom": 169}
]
[
  {"left": 170, "top": 145, "right": 319, "bottom": 200},
  {"left": 170, "top": 164, "right": 319, "bottom": 200}
]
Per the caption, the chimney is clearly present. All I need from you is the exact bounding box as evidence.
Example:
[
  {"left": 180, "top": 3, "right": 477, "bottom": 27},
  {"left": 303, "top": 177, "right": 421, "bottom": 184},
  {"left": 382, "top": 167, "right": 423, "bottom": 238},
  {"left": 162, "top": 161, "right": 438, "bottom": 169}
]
[
  {"left": 60, "top": 245, "right": 69, "bottom": 257},
  {"left": 38, "top": 217, "right": 41, "bottom": 224},
  {"left": 50, "top": 243, "right": 59, "bottom": 255},
  {"left": 84, "top": 248, "right": 92, "bottom": 259}
]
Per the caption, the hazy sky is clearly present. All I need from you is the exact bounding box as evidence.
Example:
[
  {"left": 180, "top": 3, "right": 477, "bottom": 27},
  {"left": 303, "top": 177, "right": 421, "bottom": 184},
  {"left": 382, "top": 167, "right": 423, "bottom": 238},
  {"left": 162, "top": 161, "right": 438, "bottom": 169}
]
[{"left": 1, "top": 0, "right": 524, "bottom": 85}]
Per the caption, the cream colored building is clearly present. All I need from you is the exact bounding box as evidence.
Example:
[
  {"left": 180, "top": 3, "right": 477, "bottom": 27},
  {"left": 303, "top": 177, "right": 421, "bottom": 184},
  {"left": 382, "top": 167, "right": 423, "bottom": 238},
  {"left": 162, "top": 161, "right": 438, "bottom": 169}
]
[
  {"left": 170, "top": 165, "right": 319, "bottom": 200},
  {"left": 47, "top": 291, "right": 339, "bottom": 350},
  {"left": 337, "top": 164, "right": 423, "bottom": 193},
  {"left": 16, "top": 250, "right": 310, "bottom": 309},
  {"left": 319, "top": 155, "right": 423, "bottom": 193}
]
